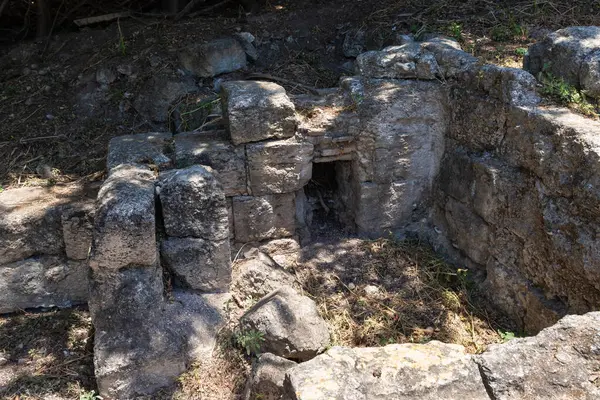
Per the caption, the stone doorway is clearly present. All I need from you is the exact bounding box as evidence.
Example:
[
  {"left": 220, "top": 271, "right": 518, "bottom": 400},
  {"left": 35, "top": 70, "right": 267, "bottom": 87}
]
[{"left": 304, "top": 161, "right": 355, "bottom": 236}]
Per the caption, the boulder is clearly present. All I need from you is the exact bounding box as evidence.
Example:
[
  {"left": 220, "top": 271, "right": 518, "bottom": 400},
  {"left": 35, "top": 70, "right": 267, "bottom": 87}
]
[
  {"left": 257, "top": 238, "right": 301, "bottom": 269},
  {"left": 356, "top": 43, "right": 433, "bottom": 79},
  {"left": 134, "top": 75, "right": 198, "bottom": 122},
  {"left": 284, "top": 342, "right": 489, "bottom": 399},
  {"left": 231, "top": 252, "right": 296, "bottom": 306},
  {"left": 90, "top": 165, "right": 157, "bottom": 270},
  {"left": 246, "top": 138, "right": 313, "bottom": 195},
  {"left": 0, "top": 256, "right": 88, "bottom": 313},
  {"left": 234, "top": 32, "right": 259, "bottom": 62},
  {"left": 240, "top": 286, "right": 330, "bottom": 361},
  {"left": 107, "top": 132, "right": 173, "bottom": 171},
  {"left": 244, "top": 353, "right": 296, "bottom": 400},
  {"left": 179, "top": 37, "right": 248, "bottom": 78},
  {"left": 159, "top": 165, "right": 229, "bottom": 241},
  {"left": 525, "top": 26, "right": 600, "bottom": 98},
  {"left": 161, "top": 237, "right": 231, "bottom": 292},
  {"left": 476, "top": 312, "right": 600, "bottom": 400},
  {"left": 174, "top": 133, "right": 247, "bottom": 196},
  {"left": 221, "top": 81, "right": 297, "bottom": 145},
  {"left": 356, "top": 38, "right": 477, "bottom": 80},
  {"left": 232, "top": 194, "right": 296, "bottom": 242}
]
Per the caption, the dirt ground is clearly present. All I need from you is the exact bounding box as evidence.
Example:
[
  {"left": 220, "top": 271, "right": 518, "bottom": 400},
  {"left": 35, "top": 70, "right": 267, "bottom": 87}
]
[{"left": 1, "top": 0, "right": 599, "bottom": 188}]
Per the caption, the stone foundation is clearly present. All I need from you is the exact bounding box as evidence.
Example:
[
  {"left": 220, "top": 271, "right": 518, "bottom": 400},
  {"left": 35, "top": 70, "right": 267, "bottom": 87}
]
[{"left": 0, "top": 183, "right": 98, "bottom": 313}]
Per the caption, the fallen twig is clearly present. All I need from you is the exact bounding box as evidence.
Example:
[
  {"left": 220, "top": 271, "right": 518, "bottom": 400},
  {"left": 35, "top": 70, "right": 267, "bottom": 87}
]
[
  {"left": 19, "top": 134, "right": 66, "bottom": 144},
  {"left": 74, "top": 12, "right": 131, "bottom": 27}
]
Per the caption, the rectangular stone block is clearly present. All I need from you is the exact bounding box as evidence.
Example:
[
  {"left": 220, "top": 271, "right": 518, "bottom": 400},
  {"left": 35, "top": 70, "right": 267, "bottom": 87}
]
[
  {"left": 222, "top": 81, "right": 297, "bottom": 145},
  {"left": 232, "top": 194, "right": 295, "bottom": 242},
  {"left": 247, "top": 138, "right": 313, "bottom": 195},
  {"left": 90, "top": 165, "right": 157, "bottom": 270},
  {"left": 161, "top": 237, "right": 231, "bottom": 292},
  {"left": 107, "top": 132, "right": 173, "bottom": 171},
  {"left": 174, "top": 132, "right": 247, "bottom": 196},
  {"left": 159, "top": 166, "right": 230, "bottom": 241},
  {"left": 0, "top": 256, "right": 88, "bottom": 313}
]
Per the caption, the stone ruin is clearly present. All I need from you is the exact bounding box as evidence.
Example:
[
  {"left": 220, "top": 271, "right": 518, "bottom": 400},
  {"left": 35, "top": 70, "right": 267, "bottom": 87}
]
[{"left": 1, "top": 27, "right": 600, "bottom": 399}]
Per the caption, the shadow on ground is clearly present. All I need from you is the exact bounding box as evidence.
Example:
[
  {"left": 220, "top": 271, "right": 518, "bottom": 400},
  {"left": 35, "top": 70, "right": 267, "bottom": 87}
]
[{"left": 0, "top": 307, "right": 95, "bottom": 400}]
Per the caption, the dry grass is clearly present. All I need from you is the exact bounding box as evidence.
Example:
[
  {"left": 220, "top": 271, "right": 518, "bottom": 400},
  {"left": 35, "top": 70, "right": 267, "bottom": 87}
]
[
  {"left": 297, "top": 238, "right": 515, "bottom": 354},
  {"left": 0, "top": 308, "right": 95, "bottom": 400}
]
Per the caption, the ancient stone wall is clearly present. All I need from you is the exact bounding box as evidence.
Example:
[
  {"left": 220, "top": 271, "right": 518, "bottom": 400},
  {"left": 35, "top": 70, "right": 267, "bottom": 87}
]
[
  {"left": 0, "top": 183, "right": 97, "bottom": 313},
  {"left": 2, "top": 28, "right": 600, "bottom": 397}
]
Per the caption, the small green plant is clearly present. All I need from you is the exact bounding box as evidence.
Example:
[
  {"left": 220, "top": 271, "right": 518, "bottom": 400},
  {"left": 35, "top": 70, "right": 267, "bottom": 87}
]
[
  {"left": 490, "top": 20, "right": 526, "bottom": 42},
  {"left": 80, "top": 390, "right": 103, "bottom": 400},
  {"left": 448, "top": 22, "right": 463, "bottom": 42},
  {"left": 117, "top": 20, "right": 126, "bottom": 56},
  {"left": 0, "top": 185, "right": 4, "bottom": 193},
  {"left": 515, "top": 47, "right": 528, "bottom": 57},
  {"left": 497, "top": 330, "right": 516, "bottom": 343},
  {"left": 539, "top": 70, "right": 598, "bottom": 117},
  {"left": 235, "top": 329, "right": 265, "bottom": 356}
]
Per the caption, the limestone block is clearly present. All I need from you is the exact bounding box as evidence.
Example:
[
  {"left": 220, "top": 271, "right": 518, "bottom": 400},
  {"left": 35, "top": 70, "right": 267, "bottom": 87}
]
[
  {"left": 61, "top": 202, "right": 94, "bottom": 260},
  {"left": 232, "top": 194, "right": 296, "bottom": 242},
  {"left": 174, "top": 132, "right": 247, "bottom": 196},
  {"left": 222, "top": 81, "right": 297, "bottom": 145},
  {"left": 161, "top": 237, "right": 231, "bottom": 292},
  {"left": 246, "top": 138, "right": 313, "bottom": 195},
  {"left": 0, "top": 256, "right": 88, "bottom": 313},
  {"left": 90, "top": 265, "right": 186, "bottom": 399},
  {"left": 476, "top": 312, "right": 600, "bottom": 399},
  {"left": 240, "top": 286, "right": 330, "bottom": 361},
  {"left": 179, "top": 38, "right": 247, "bottom": 78},
  {"left": 90, "top": 165, "right": 157, "bottom": 270},
  {"left": 107, "top": 132, "right": 173, "bottom": 171},
  {"left": 243, "top": 353, "right": 297, "bottom": 400},
  {"left": 159, "top": 165, "right": 229, "bottom": 241},
  {"left": 284, "top": 341, "right": 489, "bottom": 399}
]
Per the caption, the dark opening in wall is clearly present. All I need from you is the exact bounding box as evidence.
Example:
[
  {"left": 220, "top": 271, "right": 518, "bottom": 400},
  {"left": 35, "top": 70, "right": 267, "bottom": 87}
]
[{"left": 303, "top": 161, "right": 355, "bottom": 237}]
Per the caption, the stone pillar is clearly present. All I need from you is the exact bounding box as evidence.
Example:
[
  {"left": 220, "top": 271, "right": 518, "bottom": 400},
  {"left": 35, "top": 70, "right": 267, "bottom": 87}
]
[{"left": 89, "top": 164, "right": 187, "bottom": 398}]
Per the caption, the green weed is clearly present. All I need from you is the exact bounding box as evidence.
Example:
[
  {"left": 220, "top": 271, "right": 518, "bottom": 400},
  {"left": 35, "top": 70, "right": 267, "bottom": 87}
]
[
  {"left": 235, "top": 329, "right": 265, "bottom": 356},
  {"left": 448, "top": 22, "right": 464, "bottom": 42},
  {"left": 497, "top": 330, "right": 516, "bottom": 343},
  {"left": 515, "top": 47, "right": 528, "bottom": 57},
  {"left": 539, "top": 69, "right": 598, "bottom": 117},
  {"left": 490, "top": 20, "right": 526, "bottom": 42},
  {"left": 80, "top": 390, "right": 103, "bottom": 400},
  {"left": 117, "top": 20, "right": 126, "bottom": 56}
]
